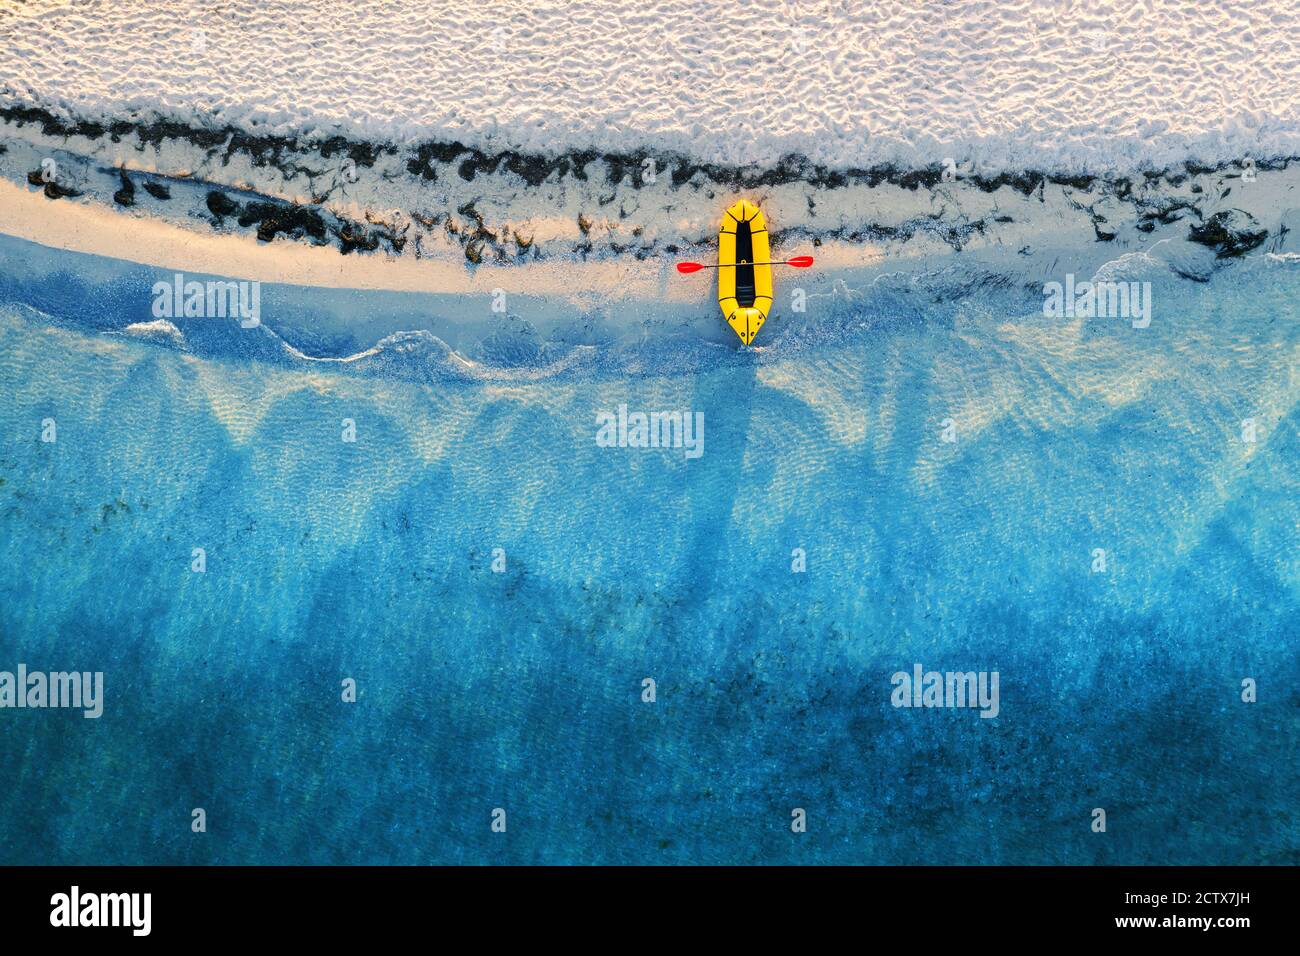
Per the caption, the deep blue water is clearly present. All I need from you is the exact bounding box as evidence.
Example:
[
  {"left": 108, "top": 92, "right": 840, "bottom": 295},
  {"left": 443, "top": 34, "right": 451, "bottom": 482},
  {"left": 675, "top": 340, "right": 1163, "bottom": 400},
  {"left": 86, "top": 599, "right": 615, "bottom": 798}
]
[{"left": 0, "top": 233, "right": 1296, "bottom": 864}]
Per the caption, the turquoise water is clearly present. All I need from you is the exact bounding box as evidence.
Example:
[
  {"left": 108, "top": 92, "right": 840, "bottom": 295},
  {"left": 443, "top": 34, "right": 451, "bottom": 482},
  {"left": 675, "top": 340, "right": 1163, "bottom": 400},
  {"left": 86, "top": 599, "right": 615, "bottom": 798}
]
[{"left": 0, "top": 234, "right": 1295, "bottom": 864}]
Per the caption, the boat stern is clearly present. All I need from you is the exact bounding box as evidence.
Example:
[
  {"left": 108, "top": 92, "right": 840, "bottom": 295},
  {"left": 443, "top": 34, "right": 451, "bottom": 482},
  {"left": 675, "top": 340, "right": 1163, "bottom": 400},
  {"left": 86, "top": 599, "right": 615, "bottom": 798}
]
[{"left": 725, "top": 305, "right": 766, "bottom": 346}]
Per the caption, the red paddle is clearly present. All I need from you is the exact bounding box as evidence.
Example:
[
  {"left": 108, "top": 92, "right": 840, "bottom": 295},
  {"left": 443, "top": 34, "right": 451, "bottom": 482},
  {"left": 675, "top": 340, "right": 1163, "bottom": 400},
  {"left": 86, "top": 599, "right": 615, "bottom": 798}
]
[{"left": 676, "top": 255, "right": 814, "bottom": 274}]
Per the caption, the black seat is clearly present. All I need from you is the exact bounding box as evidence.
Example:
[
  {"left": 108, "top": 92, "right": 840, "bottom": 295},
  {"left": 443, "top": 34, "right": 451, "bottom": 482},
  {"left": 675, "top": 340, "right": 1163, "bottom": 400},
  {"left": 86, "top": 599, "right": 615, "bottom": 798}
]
[{"left": 734, "top": 220, "right": 756, "bottom": 307}]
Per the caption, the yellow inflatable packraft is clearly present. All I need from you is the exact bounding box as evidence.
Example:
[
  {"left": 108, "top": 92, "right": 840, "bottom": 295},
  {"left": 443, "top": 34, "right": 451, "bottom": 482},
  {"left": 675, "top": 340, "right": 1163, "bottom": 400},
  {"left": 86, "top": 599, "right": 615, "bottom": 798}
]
[{"left": 717, "top": 199, "right": 772, "bottom": 345}]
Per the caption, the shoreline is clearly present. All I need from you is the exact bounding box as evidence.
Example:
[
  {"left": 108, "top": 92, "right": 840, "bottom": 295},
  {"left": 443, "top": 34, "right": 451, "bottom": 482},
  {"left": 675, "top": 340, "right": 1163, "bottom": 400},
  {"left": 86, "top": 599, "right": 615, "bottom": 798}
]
[
  {"left": 1, "top": 113, "right": 1296, "bottom": 302},
  {"left": 1, "top": 97, "right": 1297, "bottom": 362}
]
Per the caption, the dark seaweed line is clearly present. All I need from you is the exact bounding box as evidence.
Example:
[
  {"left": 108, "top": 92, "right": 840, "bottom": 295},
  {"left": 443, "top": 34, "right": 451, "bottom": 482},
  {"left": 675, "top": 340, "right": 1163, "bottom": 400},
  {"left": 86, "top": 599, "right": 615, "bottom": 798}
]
[{"left": 0, "top": 100, "right": 1290, "bottom": 264}]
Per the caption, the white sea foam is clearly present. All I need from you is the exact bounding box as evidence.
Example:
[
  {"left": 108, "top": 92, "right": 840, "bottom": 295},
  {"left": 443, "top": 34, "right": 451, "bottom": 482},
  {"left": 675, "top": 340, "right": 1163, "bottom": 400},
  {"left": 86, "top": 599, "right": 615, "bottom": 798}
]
[
  {"left": 1, "top": 0, "right": 1297, "bottom": 173},
  {"left": 122, "top": 318, "right": 185, "bottom": 344}
]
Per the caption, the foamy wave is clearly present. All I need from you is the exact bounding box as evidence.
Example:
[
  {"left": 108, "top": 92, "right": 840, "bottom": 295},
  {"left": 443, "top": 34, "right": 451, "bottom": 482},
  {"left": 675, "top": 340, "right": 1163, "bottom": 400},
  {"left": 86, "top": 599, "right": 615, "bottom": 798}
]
[
  {"left": 278, "top": 327, "right": 600, "bottom": 382},
  {"left": 122, "top": 318, "right": 185, "bottom": 345}
]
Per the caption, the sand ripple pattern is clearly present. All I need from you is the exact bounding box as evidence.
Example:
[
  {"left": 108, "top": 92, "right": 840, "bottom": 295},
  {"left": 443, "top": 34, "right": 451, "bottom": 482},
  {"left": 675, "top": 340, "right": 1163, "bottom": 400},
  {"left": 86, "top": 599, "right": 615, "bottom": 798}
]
[{"left": 1, "top": 1, "right": 1298, "bottom": 171}]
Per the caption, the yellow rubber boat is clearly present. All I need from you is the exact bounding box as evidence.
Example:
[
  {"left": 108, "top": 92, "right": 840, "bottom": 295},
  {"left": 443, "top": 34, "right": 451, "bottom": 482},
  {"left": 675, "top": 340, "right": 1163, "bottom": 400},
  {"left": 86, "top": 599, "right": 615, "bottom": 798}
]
[{"left": 717, "top": 199, "right": 772, "bottom": 345}]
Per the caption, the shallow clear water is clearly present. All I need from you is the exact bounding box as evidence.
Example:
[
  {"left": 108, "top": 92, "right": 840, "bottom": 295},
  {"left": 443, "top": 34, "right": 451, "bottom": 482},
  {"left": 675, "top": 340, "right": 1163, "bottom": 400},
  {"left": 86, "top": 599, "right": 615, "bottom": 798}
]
[{"left": 0, "top": 235, "right": 1296, "bottom": 864}]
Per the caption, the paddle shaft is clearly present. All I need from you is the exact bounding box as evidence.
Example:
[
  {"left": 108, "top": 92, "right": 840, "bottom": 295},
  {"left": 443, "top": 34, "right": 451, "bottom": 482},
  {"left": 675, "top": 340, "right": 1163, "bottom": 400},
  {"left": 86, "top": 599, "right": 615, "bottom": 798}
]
[
  {"left": 675, "top": 255, "right": 813, "bottom": 274},
  {"left": 690, "top": 260, "right": 802, "bottom": 269}
]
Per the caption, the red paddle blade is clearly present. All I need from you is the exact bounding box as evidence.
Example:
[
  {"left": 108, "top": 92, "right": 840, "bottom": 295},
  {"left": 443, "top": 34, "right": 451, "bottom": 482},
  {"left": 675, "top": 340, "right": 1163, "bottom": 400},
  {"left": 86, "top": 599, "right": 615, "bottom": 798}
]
[
  {"left": 676, "top": 261, "right": 704, "bottom": 274},
  {"left": 788, "top": 255, "right": 814, "bottom": 268}
]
